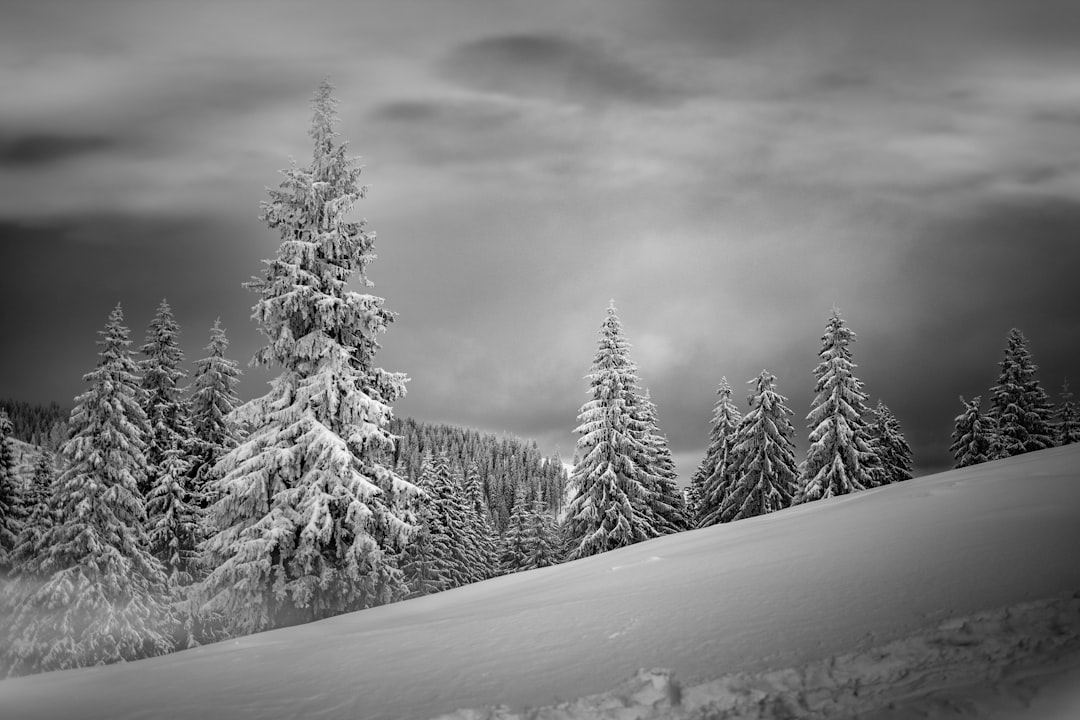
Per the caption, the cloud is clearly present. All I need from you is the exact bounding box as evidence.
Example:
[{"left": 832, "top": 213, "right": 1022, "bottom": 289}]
[
  {"left": 0, "top": 134, "right": 116, "bottom": 168},
  {"left": 440, "top": 33, "right": 688, "bottom": 108}
]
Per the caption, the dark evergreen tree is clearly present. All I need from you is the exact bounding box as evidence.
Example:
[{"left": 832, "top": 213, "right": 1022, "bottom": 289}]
[
  {"left": 564, "top": 303, "right": 656, "bottom": 560},
  {"left": 0, "top": 410, "right": 19, "bottom": 575},
  {"left": 2, "top": 305, "right": 174, "bottom": 676},
  {"left": 720, "top": 370, "right": 798, "bottom": 522},
  {"left": 1054, "top": 379, "right": 1079, "bottom": 446},
  {"left": 694, "top": 378, "right": 742, "bottom": 528},
  {"left": 463, "top": 461, "right": 498, "bottom": 579},
  {"left": 636, "top": 389, "right": 688, "bottom": 534},
  {"left": 146, "top": 447, "right": 200, "bottom": 587},
  {"left": 140, "top": 298, "right": 194, "bottom": 498},
  {"left": 950, "top": 395, "right": 993, "bottom": 468},
  {"left": 188, "top": 319, "right": 242, "bottom": 512},
  {"left": 401, "top": 457, "right": 450, "bottom": 598},
  {"left": 201, "top": 82, "right": 419, "bottom": 636},
  {"left": 9, "top": 453, "right": 56, "bottom": 576},
  {"left": 869, "top": 400, "right": 913, "bottom": 484},
  {"left": 988, "top": 328, "right": 1055, "bottom": 457},
  {"left": 424, "top": 453, "right": 486, "bottom": 587},
  {"left": 798, "top": 309, "right": 877, "bottom": 502}
]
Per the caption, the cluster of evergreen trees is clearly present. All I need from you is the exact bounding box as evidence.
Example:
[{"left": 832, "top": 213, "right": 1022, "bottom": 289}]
[
  {"left": 564, "top": 305, "right": 913, "bottom": 557},
  {"left": 0, "top": 398, "right": 68, "bottom": 450},
  {"left": 950, "top": 328, "right": 1077, "bottom": 468}
]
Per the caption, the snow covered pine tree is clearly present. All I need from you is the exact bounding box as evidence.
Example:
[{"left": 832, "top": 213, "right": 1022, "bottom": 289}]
[
  {"left": 951, "top": 395, "right": 994, "bottom": 468},
  {"left": 988, "top": 328, "right": 1055, "bottom": 457},
  {"left": 798, "top": 309, "right": 878, "bottom": 502},
  {"left": 693, "top": 377, "right": 742, "bottom": 528},
  {"left": 200, "top": 80, "right": 419, "bottom": 636},
  {"left": 564, "top": 302, "right": 657, "bottom": 559}
]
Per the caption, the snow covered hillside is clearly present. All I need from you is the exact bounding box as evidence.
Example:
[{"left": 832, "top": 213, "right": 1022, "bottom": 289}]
[{"left": 3, "top": 445, "right": 1080, "bottom": 720}]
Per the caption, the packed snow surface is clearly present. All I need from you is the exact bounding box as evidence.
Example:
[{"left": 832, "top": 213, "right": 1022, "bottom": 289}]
[{"left": 3, "top": 445, "right": 1080, "bottom": 720}]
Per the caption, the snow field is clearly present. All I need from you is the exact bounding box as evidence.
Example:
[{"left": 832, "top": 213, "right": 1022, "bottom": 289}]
[{"left": 1, "top": 444, "right": 1079, "bottom": 720}]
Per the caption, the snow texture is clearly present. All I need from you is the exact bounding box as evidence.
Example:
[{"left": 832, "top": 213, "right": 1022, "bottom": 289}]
[{"left": 2, "top": 444, "right": 1079, "bottom": 719}]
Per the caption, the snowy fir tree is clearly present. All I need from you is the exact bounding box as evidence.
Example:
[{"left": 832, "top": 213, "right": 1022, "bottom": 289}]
[
  {"left": 8, "top": 452, "right": 56, "bottom": 578},
  {"left": 1055, "top": 380, "right": 1080, "bottom": 446},
  {"left": 400, "top": 458, "right": 450, "bottom": 598},
  {"left": 950, "top": 395, "right": 994, "bottom": 468},
  {"left": 693, "top": 378, "right": 743, "bottom": 528},
  {"left": 719, "top": 370, "right": 798, "bottom": 522},
  {"left": 463, "top": 461, "right": 499, "bottom": 578},
  {"left": 869, "top": 400, "right": 913, "bottom": 485},
  {"left": 988, "top": 328, "right": 1055, "bottom": 457},
  {"left": 499, "top": 486, "right": 559, "bottom": 573},
  {"left": 146, "top": 447, "right": 200, "bottom": 587},
  {"left": 187, "top": 319, "right": 242, "bottom": 510},
  {"left": 418, "top": 453, "right": 486, "bottom": 587},
  {"left": 2, "top": 305, "right": 174, "bottom": 676},
  {"left": 0, "top": 410, "right": 19, "bottom": 575},
  {"left": 564, "top": 303, "right": 657, "bottom": 560},
  {"left": 636, "top": 389, "right": 689, "bottom": 535},
  {"left": 200, "top": 81, "right": 419, "bottom": 636},
  {"left": 798, "top": 309, "right": 877, "bottom": 502},
  {"left": 140, "top": 299, "right": 194, "bottom": 498}
]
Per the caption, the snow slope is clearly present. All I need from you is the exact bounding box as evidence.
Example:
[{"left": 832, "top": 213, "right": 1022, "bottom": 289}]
[{"left": 2, "top": 445, "right": 1080, "bottom": 720}]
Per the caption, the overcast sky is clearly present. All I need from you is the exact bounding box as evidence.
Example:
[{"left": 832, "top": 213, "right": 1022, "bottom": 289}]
[{"left": 2, "top": 0, "right": 1079, "bottom": 479}]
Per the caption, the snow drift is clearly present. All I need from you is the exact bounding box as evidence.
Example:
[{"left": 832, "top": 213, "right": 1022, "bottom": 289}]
[{"left": 2, "top": 445, "right": 1080, "bottom": 720}]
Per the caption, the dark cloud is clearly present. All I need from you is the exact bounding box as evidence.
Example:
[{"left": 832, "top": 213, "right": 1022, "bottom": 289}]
[
  {"left": 0, "top": 133, "right": 116, "bottom": 168},
  {"left": 441, "top": 33, "right": 687, "bottom": 107}
]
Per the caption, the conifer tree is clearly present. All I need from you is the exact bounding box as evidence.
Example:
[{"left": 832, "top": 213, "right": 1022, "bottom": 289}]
[
  {"left": 0, "top": 410, "right": 19, "bottom": 575},
  {"left": 146, "top": 447, "right": 200, "bottom": 586},
  {"left": 200, "top": 82, "right": 418, "bottom": 636},
  {"left": 1056, "top": 380, "right": 1080, "bottom": 446},
  {"left": 3, "top": 305, "right": 174, "bottom": 676},
  {"left": 522, "top": 499, "right": 560, "bottom": 571},
  {"left": 9, "top": 453, "right": 56, "bottom": 576},
  {"left": 564, "top": 303, "right": 656, "bottom": 560},
  {"left": 188, "top": 319, "right": 242, "bottom": 511},
  {"left": 988, "top": 328, "right": 1055, "bottom": 456},
  {"left": 401, "top": 457, "right": 449, "bottom": 598},
  {"left": 637, "top": 389, "right": 688, "bottom": 534},
  {"left": 799, "top": 309, "right": 877, "bottom": 502},
  {"left": 869, "top": 400, "right": 913, "bottom": 484},
  {"left": 140, "top": 299, "right": 194, "bottom": 498},
  {"left": 950, "top": 395, "right": 993, "bottom": 468},
  {"left": 463, "top": 461, "right": 498, "bottom": 578},
  {"left": 720, "top": 370, "right": 798, "bottom": 522},
  {"left": 694, "top": 378, "right": 743, "bottom": 528},
  {"left": 425, "top": 453, "right": 484, "bottom": 587}
]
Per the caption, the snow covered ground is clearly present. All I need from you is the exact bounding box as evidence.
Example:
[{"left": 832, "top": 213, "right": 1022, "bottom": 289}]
[{"left": 2, "top": 445, "right": 1079, "bottom": 720}]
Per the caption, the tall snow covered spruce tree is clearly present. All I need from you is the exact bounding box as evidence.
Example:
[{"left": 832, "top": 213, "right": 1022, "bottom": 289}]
[
  {"left": 2, "top": 305, "right": 175, "bottom": 676},
  {"left": 564, "top": 303, "right": 658, "bottom": 560},
  {"left": 988, "top": 329, "right": 1055, "bottom": 457},
  {"left": 798, "top": 309, "right": 878, "bottom": 502},
  {"left": 693, "top": 377, "right": 743, "bottom": 528},
  {"left": 637, "top": 389, "right": 689, "bottom": 534},
  {"left": 199, "top": 81, "right": 419, "bottom": 636},
  {"left": 720, "top": 370, "right": 798, "bottom": 522},
  {"left": 950, "top": 395, "right": 994, "bottom": 468}
]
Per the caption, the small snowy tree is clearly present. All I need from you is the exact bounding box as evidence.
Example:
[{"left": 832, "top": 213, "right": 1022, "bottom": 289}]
[
  {"left": 9, "top": 453, "right": 56, "bottom": 576},
  {"left": 462, "top": 461, "right": 498, "bottom": 579},
  {"left": 799, "top": 309, "right": 877, "bottom": 502},
  {"left": 869, "top": 400, "right": 913, "bottom": 484},
  {"left": 146, "top": 447, "right": 200, "bottom": 587},
  {"left": 720, "top": 370, "right": 798, "bottom": 522},
  {"left": 140, "top": 299, "right": 194, "bottom": 498},
  {"left": 401, "top": 457, "right": 449, "bottom": 598},
  {"left": 0, "top": 411, "right": 19, "bottom": 575},
  {"left": 425, "top": 453, "right": 484, "bottom": 588},
  {"left": 636, "top": 389, "right": 689, "bottom": 535},
  {"left": 950, "top": 395, "right": 993, "bottom": 468},
  {"left": 188, "top": 319, "right": 242, "bottom": 511},
  {"left": 564, "top": 303, "right": 656, "bottom": 560},
  {"left": 200, "top": 81, "right": 418, "bottom": 636},
  {"left": 694, "top": 378, "right": 743, "bottom": 528},
  {"left": 2, "top": 305, "right": 174, "bottom": 676},
  {"left": 1054, "top": 380, "right": 1079, "bottom": 446},
  {"left": 988, "top": 328, "right": 1055, "bottom": 457}
]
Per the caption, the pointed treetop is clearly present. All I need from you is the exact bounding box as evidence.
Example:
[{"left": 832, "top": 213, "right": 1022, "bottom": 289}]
[{"left": 310, "top": 78, "right": 339, "bottom": 151}]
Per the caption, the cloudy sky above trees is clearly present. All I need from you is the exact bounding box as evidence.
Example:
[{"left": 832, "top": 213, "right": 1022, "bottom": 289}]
[{"left": 2, "top": 0, "right": 1078, "bottom": 477}]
